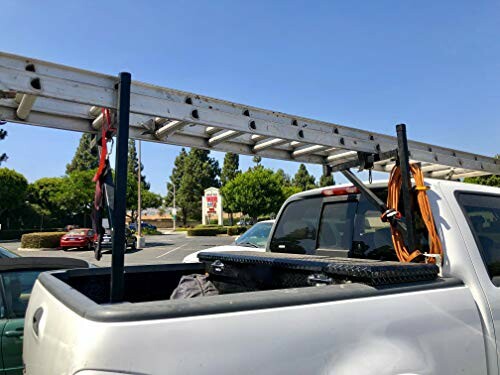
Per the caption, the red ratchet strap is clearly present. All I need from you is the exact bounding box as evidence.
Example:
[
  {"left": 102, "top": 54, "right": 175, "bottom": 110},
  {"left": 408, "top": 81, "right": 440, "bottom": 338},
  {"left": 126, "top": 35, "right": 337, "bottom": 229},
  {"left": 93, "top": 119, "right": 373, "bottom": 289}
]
[{"left": 93, "top": 108, "right": 112, "bottom": 183}]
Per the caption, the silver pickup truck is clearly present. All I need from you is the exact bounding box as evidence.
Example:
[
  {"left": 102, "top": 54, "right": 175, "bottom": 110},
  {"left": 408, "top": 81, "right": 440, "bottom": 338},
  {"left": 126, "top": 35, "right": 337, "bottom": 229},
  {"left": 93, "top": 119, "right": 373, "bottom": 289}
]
[{"left": 24, "top": 179, "right": 500, "bottom": 375}]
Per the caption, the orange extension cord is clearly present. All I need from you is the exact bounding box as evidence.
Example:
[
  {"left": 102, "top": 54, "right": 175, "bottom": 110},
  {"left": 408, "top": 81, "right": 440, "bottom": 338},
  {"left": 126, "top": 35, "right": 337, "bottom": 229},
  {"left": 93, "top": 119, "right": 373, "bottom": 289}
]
[{"left": 386, "top": 164, "right": 443, "bottom": 263}]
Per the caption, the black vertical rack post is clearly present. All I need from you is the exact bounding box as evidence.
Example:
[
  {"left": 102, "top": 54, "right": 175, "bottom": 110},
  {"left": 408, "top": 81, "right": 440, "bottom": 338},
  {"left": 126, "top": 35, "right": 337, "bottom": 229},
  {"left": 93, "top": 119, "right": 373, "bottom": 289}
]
[
  {"left": 110, "top": 72, "right": 131, "bottom": 303},
  {"left": 396, "top": 123, "right": 417, "bottom": 253}
]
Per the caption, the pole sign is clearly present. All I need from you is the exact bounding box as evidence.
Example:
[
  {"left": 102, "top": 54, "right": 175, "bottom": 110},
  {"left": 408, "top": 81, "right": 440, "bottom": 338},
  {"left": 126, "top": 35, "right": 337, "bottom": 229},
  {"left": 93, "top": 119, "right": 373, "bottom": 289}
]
[{"left": 202, "top": 187, "right": 223, "bottom": 225}]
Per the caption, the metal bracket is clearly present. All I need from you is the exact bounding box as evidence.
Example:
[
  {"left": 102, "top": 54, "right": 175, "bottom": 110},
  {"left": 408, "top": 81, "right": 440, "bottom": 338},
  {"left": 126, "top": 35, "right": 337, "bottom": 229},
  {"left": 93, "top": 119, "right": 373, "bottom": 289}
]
[{"left": 331, "top": 149, "right": 398, "bottom": 172}]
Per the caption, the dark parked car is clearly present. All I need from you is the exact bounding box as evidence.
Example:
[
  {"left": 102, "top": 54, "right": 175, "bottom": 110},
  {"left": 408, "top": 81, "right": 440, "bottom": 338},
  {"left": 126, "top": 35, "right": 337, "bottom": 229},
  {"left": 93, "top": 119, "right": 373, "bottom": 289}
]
[
  {"left": 129, "top": 222, "right": 157, "bottom": 231},
  {"left": 60, "top": 228, "right": 95, "bottom": 251},
  {"left": 0, "top": 257, "right": 89, "bottom": 374},
  {"left": 97, "top": 228, "right": 136, "bottom": 252}
]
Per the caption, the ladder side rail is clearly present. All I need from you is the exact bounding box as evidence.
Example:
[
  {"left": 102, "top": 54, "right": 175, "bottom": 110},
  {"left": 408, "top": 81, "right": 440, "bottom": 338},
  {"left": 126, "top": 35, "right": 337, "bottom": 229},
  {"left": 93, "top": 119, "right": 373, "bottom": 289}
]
[
  {"left": 0, "top": 51, "right": 385, "bottom": 139},
  {"left": 3, "top": 94, "right": 493, "bottom": 176},
  {"left": 1, "top": 90, "right": 498, "bottom": 176},
  {"left": 0, "top": 104, "right": 328, "bottom": 165},
  {"left": 0, "top": 62, "right": 380, "bottom": 152},
  {"left": 0, "top": 65, "right": 381, "bottom": 153}
]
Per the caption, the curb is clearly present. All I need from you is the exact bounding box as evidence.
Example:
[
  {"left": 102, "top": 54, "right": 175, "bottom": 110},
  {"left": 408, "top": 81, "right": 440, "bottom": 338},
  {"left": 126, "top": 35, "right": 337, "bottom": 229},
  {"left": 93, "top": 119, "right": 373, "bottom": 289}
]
[{"left": 17, "top": 247, "right": 59, "bottom": 252}]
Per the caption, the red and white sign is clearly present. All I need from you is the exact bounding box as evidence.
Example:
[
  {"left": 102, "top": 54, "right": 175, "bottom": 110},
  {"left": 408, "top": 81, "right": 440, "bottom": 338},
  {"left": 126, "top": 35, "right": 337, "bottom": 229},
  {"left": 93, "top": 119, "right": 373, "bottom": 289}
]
[
  {"left": 206, "top": 194, "right": 218, "bottom": 213},
  {"left": 202, "top": 187, "right": 223, "bottom": 225}
]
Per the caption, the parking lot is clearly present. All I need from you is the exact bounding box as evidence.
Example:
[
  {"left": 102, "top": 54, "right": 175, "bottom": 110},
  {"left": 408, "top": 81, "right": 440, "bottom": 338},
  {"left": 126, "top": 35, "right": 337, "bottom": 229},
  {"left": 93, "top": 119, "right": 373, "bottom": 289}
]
[{"left": 0, "top": 232, "right": 236, "bottom": 266}]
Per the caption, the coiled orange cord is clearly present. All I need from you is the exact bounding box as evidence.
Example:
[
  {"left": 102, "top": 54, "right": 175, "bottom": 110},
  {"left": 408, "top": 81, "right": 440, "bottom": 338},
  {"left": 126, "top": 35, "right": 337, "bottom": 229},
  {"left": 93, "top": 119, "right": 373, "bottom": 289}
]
[{"left": 386, "top": 164, "right": 443, "bottom": 263}]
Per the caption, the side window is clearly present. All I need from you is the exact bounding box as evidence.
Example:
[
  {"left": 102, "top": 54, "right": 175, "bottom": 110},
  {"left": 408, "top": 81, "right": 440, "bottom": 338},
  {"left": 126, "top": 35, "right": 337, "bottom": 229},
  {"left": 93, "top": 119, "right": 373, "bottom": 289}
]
[
  {"left": 457, "top": 193, "right": 500, "bottom": 285},
  {"left": 88, "top": 230, "right": 94, "bottom": 237},
  {"left": 270, "top": 198, "right": 322, "bottom": 254},
  {"left": 1, "top": 271, "right": 43, "bottom": 318}
]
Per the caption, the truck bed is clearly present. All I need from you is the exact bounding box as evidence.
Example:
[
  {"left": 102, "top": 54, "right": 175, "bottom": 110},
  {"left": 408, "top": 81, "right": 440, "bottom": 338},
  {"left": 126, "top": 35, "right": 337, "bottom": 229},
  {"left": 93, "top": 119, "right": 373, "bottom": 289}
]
[
  {"left": 41, "top": 262, "right": 457, "bottom": 321},
  {"left": 25, "top": 263, "right": 487, "bottom": 375}
]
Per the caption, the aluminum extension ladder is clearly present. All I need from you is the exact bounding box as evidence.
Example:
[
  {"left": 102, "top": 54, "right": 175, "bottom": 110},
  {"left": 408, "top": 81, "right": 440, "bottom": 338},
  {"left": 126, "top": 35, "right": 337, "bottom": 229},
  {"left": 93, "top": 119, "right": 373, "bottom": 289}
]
[{"left": 0, "top": 51, "right": 498, "bottom": 180}]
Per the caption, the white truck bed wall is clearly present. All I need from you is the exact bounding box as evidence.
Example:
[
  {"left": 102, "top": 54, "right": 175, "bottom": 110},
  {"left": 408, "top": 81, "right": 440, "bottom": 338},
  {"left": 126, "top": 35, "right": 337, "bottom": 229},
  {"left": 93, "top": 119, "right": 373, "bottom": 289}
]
[{"left": 24, "top": 276, "right": 486, "bottom": 375}]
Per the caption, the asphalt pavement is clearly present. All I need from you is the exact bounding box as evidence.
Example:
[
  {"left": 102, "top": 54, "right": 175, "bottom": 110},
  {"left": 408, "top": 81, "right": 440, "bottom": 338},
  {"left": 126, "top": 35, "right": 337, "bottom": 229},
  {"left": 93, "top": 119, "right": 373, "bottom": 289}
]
[{"left": 0, "top": 232, "right": 236, "bottom": 267}]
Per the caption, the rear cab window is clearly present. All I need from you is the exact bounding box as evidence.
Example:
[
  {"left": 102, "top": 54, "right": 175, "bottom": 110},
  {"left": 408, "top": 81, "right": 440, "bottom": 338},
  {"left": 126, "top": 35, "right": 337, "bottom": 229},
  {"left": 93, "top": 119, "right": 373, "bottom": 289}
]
[
  {"left": 270, "top": 188, "right": 430, "bottom": 261},
  {"left": 456, "top": 193, "right": 500, "bottom": 286}
]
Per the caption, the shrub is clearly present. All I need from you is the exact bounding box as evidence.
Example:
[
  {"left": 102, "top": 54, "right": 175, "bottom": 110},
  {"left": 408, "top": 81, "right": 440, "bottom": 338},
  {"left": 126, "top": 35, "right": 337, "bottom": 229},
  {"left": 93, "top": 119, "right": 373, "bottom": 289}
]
[
  {"left": 21, "top": 232, "right": 65, "bottom": 249},
  {"left": 187, "top": 227, "right": 227, "bottom": 236},
  {"left": 141, "top": 227, "right": 161, "bottom": 235},
  {"left": 227, "top": 226, "right": 249, "bottom": 236}
]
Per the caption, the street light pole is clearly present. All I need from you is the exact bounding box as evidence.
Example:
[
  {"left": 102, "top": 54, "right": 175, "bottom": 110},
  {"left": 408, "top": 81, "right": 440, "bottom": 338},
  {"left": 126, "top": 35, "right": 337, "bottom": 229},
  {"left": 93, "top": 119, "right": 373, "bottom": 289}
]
[
  {"left": 172, "top": 183, "right": 176, "bottom": 231},
  {"left": 168, "top": 182, "right": 177, "bottom": 231},
  {"left": 137, "top": 140, "right": 142, "bottom": 238}
]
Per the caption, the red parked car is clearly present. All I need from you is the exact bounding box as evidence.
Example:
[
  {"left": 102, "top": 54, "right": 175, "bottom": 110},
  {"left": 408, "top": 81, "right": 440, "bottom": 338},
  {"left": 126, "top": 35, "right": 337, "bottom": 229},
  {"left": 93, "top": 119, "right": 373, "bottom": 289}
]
[{"left": 60, "top": 228, "right": 95, "bottom": 251}]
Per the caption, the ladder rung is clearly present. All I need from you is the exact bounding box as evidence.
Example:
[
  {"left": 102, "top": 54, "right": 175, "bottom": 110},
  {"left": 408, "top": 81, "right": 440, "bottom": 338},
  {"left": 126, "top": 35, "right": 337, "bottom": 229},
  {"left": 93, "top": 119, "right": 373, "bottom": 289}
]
[{"left": 208, "top": 130, "right": 241, "bottom": 146}]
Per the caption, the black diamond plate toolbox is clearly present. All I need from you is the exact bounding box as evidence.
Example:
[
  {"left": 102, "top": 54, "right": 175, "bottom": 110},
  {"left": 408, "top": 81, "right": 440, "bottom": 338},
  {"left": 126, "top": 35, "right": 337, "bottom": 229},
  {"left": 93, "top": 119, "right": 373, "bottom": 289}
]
[{"left": 198, "top": 251, "right": 439, "bottom": 288}]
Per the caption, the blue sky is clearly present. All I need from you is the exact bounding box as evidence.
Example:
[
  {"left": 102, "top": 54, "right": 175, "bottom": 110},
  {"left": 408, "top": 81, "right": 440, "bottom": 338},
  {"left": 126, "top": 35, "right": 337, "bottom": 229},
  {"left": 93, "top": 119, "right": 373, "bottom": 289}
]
[{"left": 1, "top": 0, "right": 499, "bottom": 194}]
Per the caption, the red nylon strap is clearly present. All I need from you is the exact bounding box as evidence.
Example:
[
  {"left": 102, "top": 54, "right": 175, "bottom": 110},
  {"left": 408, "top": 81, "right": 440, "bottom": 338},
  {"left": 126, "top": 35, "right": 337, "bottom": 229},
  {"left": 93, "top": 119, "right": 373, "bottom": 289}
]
[{"left": 92, "top": 108, "right": 111, "bottom": 183}]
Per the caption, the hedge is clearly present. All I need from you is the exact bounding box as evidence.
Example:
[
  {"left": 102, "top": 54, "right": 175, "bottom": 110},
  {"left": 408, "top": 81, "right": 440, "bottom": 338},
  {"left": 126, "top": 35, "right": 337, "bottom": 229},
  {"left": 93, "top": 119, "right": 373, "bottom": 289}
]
[
  {"left": 227, "top": 226, "right": 249, "bottom": 236},
  {"left": 21, "top": 232, "right": 65, "bottom": 249},
  {"left": 187, "top": 227, "right": 227, "bottom": 236}
]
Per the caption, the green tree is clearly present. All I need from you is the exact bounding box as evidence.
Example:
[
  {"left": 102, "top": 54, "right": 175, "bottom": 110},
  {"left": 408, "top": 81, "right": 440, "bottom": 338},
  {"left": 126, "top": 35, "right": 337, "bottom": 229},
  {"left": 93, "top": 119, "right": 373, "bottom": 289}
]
[
  {"left": 66, "top": 133, "right": 98, "bottom": 173},
  {"left": 0, "top": 121, "right": 7, "bottom": 165},
  {"left": 319, "top": 172, "right": 335, "bottom": 187},
  {"left": 283, "top": 185, "right": 302, "bottom": 200},
  {"left": 221, "top": 167, "right": 284, "bottom": 221},
  {"left": 128, "top": 139, "right": 149, "bottom": 189},
  {"left": 142, "top": 190, "right": 163, "bottom": 211},
  {"left": 274, "top": 168, "right": 300, "bottom": 199},
  {"left": 61, "top": 169, "right": 97, "bottom": 227},
  {"left": 220, "top": 153, "right": 240, "bottom": 186},
  {"left": 27, "top": 177, "right": 69, "bottom": 227},
  {"left": 166, "top": 148, "right": 188, "bottom": 207},
  {"left": 465, "top": 155, "right": 500, "bottom": 187},
  {"left": 0, "top": 168, "right": 28, "bottom": 227},
  {"left": 176, "top": 149, "right": 220, "bottom": 225},
  {"left": 126, "top": 174, "right": 163, "bottom": 223},
  {"left": 275, "top": 169, "right": 292, "bottom": 187},
  {"left": 220, "top": 153, "right": 240, "bottom": 224},
  {"left": 252, "top": 155, "right": 262, "bottom": 166},
  {"left": 126, "top": 140, "right": 160, "bottom": 222},
  {"left": 292, "top": 163, "right": 317, "bottom": 191}
]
